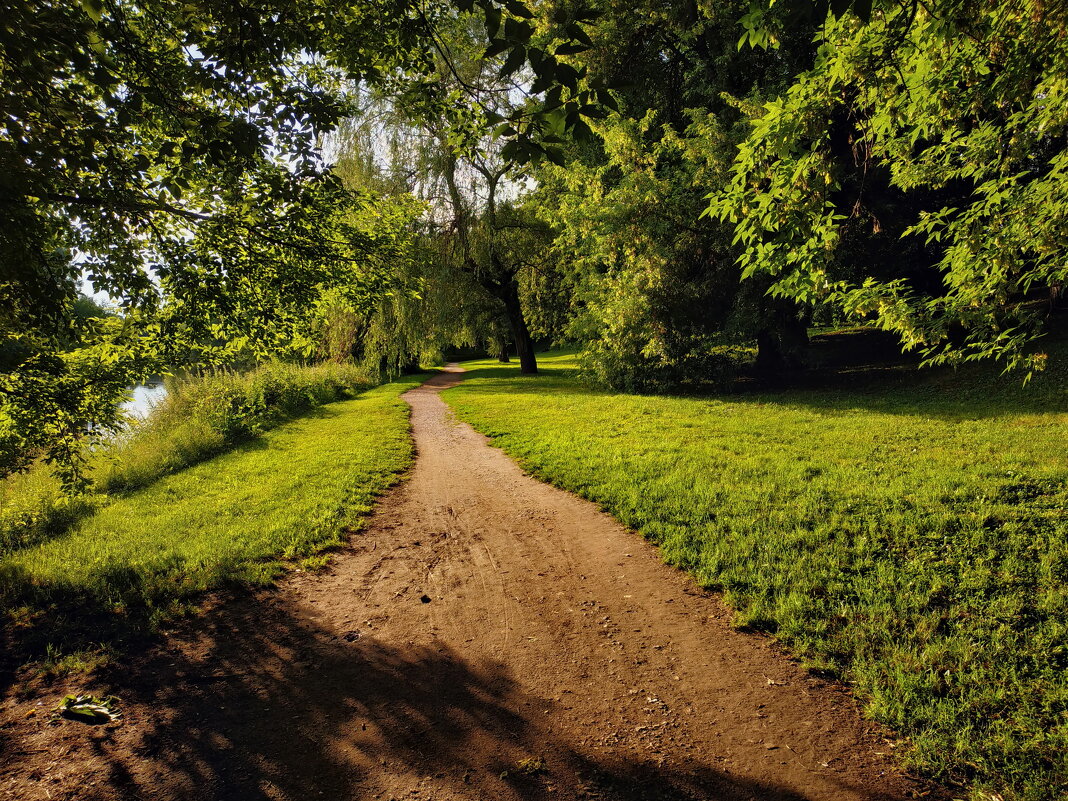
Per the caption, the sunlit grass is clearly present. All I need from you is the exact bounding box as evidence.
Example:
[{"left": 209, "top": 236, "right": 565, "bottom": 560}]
[
  {"left": 0, "top": 361, "right": 373, "bottom": 556},
  {"left": 1, "top": 376, "right": 423, "bottom": 650},
  {"left": 443, "top": 350, "right": 1068, "bottom": 801}
]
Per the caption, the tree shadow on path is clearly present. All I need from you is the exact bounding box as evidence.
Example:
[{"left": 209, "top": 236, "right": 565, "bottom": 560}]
[{"left": 2, "top": 585, "right": 914, "bottom": 801}]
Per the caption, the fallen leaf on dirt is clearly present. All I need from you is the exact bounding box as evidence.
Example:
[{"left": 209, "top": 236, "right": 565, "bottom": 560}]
[
  {"left": 515, "top": 756, "right": 547, "bottom": 775},
  {"left": 55, "top": 694, "right": 121, "bottom": 725}
]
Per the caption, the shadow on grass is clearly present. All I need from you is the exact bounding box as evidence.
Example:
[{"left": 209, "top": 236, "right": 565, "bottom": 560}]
[
  {"left": 2, "top": 586, "right": 912, "bottom": 801},
  {"left": 0, "top": 550, "right": 286, "bottom": 695},
  {"left": 454, "top": 347, "right": 1068, "bottom": 422},
  {"left": 0, "top": 401, "right": 379, "bottom": 687}
]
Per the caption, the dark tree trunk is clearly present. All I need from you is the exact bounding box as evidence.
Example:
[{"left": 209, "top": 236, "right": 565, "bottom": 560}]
[
  {"left": 508, "top": 312, "right": 537, "bottom": 374},
  {"left": 755, "top": 328, "right": 783, "bottom": 373},
  {"left": 503, "top": 290, "right": 537, "bottom": 374},
  {"left": 1052, "top": 281, "right": 1065, "bottom": 312},
  {"left": 778, "top": 310, "right": 809, "bottom": 368},
  {"left": 756, "top": 304, "right": 809, "bottom": 374},
  {"left": 496, "top": 333, "right": 511, "bottom": 363}
]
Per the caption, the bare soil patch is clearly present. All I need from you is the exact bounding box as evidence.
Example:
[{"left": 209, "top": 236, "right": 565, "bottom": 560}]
[{"left": 0, "top": 367, "right": 946, "bottom": 800}]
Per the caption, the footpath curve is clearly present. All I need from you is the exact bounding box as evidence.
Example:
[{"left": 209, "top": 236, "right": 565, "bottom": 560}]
[{"left": 2, "top": 367, "right": 943, "bottom": 801}]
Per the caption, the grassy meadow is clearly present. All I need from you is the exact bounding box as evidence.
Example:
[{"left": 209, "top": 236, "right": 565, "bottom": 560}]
[
  {"left": 443, "top": 350, "right": 1068, "bottom": 801},
  {"left": 0, "top": 361, "right": 373, "bottom": 557},
  {"left": 1, "top": 375, "right": 423, "bottom": 659}
]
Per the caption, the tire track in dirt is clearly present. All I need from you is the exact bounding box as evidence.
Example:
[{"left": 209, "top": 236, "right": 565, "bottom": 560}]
[{"left": 0, "top": 366, "right": 945, "bottom": 801}]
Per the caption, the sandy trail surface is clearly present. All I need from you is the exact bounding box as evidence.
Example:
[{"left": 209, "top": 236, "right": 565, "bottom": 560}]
[{"left": 0, "top": 367, "right": 942, "bottom": 801}]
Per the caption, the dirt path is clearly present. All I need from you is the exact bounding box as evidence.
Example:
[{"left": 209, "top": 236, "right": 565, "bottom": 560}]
[{"left": 1, "top": 368, "right": 942, "bottom": 801}]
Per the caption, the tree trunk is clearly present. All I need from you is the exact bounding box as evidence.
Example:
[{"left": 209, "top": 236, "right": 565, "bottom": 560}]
[
  {"left": 508, "top": 313, "right": 537, "bottom": 374},
  {"left": 496, "top": 332, "right": 511, "bottom": 363},
  {"left": 503, "top": 292, "right": 537, "bottom": 374},
  {"left": 755, "top": 328, "right": 783, "bottom": 373},
  {"left": 778, "top": 309, "right": 809, "bottom": 369},
  {"left": 756, "top": 304, "right": 809, "bottom": 374}
]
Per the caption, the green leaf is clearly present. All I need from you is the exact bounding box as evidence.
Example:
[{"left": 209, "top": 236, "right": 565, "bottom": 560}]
[
  {"left": 564, "top": 23, "right": 594, "bottom": 47},
  {"left": 503, "top": 0, "right": 535, "bottom": 19},
  {"left": 484, "top": 7, "right": 503, "bottom": 39},
  {"left": 544, "top": 146, "right": 566, "bottom": 167},
  {"left": 596, "top": 90, "right": 619, "bottom": 112},
  {"left": 499, "top": 46, "right": 527, "bottom": 78},
  {"left": 80, "top": 0, "right": 104, "bottom": 23},
  {"left": 503, "top": 19, "right": 535, "bottom": 43},
  {"left": 483, "top": 38, "right": 510, "bottom": 59},
  {"left": 554, "top": 62, "right": 579, "bottom": 88},
  {"left": 572, "top": 7, "right": 602, "bottom": 22},
  {"left": 500, "top": 139, "right": 522, "bottom": 162},
  {"left": 554, "top": 43, "right": 591, "bottom": 56}
]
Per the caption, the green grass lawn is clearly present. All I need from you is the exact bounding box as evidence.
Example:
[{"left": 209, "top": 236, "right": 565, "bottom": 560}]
[
  {"left": 1, "top": 376, "right": 424, "bottom": 657},
  {"left": 1, "top": 361, "right": 374, "bottom": 557},
  {"left": 443, "top": 351, "right": 1068, "bottom": 801}
]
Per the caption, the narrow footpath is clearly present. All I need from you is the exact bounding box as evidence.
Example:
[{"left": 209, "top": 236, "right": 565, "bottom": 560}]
[{"left": 1, "top": 367, "right": 943, "bottom": 801}]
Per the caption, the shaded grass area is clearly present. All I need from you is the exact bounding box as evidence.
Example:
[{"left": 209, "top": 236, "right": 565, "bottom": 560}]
[
  {"left": 1, "top": 376, "right": 423, "bottom": 666},
  {"left": 443, "top": 351, "right": 1068, "bottom": 801},
  {"left": 0, "top": 362, "right": 373, "bottom": 557}
]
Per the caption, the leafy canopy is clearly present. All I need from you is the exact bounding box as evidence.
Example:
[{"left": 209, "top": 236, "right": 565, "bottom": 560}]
[
  {"left": 0, "top": 0, "right": 599, "bottom": 485},
  {"left": 713, "top": 0, "right": 1068, "bottom": 373}
]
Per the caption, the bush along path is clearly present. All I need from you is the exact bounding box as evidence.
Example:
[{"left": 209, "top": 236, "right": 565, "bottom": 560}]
[{"left": 0, "top": 367, "right": 944, "bottom": 801}]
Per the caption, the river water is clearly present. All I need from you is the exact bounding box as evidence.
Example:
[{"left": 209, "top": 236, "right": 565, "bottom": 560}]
[{"left": 122, "top": 380, "right": 168, "bottom": 420}]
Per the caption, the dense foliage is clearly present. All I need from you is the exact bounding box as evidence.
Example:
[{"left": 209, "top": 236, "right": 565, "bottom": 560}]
[
  {"left": 0, "top": 0, "right": 598, "bottom": 483},
  {"left": 2, "top": 0, "right": 398, "bottom": 485},
  {"left": 714, "top": 0, "right": 1068, "bottom": 373}
]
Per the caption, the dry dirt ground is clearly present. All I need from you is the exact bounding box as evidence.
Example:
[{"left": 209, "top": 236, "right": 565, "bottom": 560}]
[{"left": 0, "top": 367, "right": 948, "bottom": 801}]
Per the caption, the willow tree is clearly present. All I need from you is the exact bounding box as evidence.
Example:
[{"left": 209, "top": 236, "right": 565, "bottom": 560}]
[
  {"left": 329, "top": 11, "right": 571, "bottom": 374},
  {"left": 2, "top": 0, "right": 599, "bottom": 483}
]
